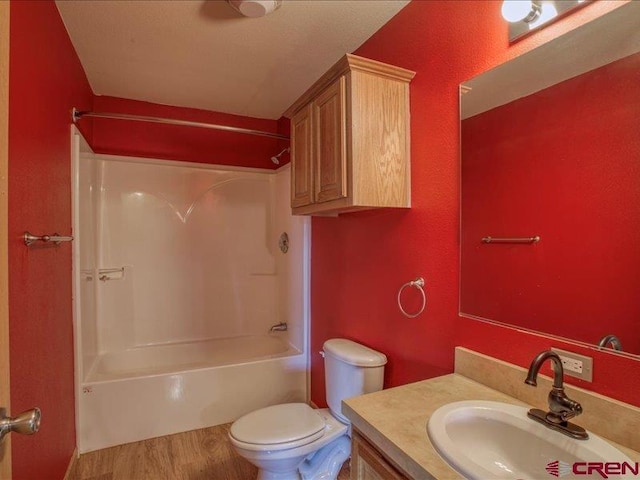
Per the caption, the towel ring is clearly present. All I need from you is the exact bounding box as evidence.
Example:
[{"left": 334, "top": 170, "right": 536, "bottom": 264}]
[{"left": 397, "top": 277, "right": 426, "bottom": 318}]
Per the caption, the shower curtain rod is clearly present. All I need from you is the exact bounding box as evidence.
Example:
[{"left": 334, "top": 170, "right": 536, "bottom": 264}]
[{"left": 72, "top": 108, "right": 290, "bottom": 141}]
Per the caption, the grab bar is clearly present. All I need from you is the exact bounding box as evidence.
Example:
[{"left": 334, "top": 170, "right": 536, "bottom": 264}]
[
  {"left": 482, "top": 236, "right": 540, "bottom": 244},
  {"left": 24, "top": 231, "right": 74, "bottom": 246},
  {"left": 98, "top": 267, "right": 125, "bottom": 281}
]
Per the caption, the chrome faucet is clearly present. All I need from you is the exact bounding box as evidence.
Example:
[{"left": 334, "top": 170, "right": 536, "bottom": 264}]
[
  {"left": 524, "top": 350, "right": 588, "bottom": 439},
  {"left": 269, "top": 322, "right": 287, "bottom": 332}
]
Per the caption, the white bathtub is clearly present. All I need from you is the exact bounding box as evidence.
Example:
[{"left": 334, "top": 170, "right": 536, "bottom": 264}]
[
  {"left": 71, "top": 150, "right": 311, "bottom": 454},
  {"left": 86, "top": 334, "right": 296, "bottom": 382},
  {"left": 79, "top": 334, "right": 307, "bottom": 453}
]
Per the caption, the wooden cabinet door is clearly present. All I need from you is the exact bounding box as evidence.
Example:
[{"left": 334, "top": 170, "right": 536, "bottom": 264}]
[
  {"left": 351, "top": 431, "right": 406, "bottom": 480},
  {"left": 291, "top": 104, "right": 314, "bottom": 208},
  {"left": 313, "top": 76, "right": 347, "bottom": 204}
]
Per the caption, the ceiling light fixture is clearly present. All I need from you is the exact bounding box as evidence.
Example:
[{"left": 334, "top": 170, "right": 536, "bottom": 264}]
[
  {"left": 501, "top": 0, "right": 590, "bottom": 43},
  {"left": 227, "top": 0, "right": 283, "bottom": 18}
]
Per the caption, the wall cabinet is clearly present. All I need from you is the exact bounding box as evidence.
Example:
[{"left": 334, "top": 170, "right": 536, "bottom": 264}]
[
  {"left": 285, "top": 54, "right": 415, "bottom": 215},
  {"left": 351, "top": 430, "right": 408, "bottom": 480}
]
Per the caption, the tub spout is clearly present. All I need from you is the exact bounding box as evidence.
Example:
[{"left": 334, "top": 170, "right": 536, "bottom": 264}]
[{"left": 269, "top": 322, "right": 287, "bottom": 332}]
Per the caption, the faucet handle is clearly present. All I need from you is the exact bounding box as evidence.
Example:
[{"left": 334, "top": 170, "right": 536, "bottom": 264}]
[
  {"left": 550, "top": 388, "right": 582, "bottom": 412},
  {"left": 548, "top": 388, "right": 582, "bottom": 421},
  {"left": 539, "top": 387, "right": 585, "bottom": 434}
]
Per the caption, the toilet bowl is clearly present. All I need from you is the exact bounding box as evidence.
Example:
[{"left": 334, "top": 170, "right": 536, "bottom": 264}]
[
  {"left": 229, "top": 339, "right": 387, "bottom": 480},
  {"left": 229, "top": 405, "right": 349, "bottom": 480}
]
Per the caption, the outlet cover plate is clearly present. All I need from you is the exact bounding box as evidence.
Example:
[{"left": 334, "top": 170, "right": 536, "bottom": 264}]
[{"left": 551, "top": 348, "right": 593, "bottom": 382}]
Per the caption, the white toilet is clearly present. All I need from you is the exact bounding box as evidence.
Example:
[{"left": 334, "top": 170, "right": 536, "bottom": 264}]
[{"left": 229, "top": 338, "right": 387, "bottom": 480}]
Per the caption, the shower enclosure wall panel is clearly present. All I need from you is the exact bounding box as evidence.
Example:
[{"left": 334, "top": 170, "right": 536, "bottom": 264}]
[
  {"left": 78, "top": 152, "right": 99, "bottom": 373},
  {"left": 96, "top": 159, "right": 279, "bottom": 352},
  {"left": 73, "top": 147, "right": 309, "bottom": 452},
  {"left": 274, "top": 167, "right": 308, "bottom": 355}
]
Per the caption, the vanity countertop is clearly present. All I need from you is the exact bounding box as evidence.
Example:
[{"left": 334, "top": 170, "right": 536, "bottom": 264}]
[{"left": 342, "top": 373, "right": 640, "bottom": 480}]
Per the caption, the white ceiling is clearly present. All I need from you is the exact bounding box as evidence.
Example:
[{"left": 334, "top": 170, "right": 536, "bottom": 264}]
[{"left": 56, "top": 0, "right": 410, "bottom": 120}]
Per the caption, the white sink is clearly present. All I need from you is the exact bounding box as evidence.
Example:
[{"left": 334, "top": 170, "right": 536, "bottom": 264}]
[{"left": 427, "top": 401, "right": 634, "bottom": 480}]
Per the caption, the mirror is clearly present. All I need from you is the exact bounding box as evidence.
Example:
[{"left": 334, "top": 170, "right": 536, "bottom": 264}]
[{"left": 460, "top": 2, "right": 640, "bottom": 357}]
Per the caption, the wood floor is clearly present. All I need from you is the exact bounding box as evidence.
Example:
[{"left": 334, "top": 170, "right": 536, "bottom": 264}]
[{"left": 69, "top": 423, "right": 351, "bottom": 480}]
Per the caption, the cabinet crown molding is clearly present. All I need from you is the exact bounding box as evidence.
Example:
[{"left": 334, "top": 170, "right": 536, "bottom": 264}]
[{"left": 283, "top": 54, "right": 415, "bottom": 119}]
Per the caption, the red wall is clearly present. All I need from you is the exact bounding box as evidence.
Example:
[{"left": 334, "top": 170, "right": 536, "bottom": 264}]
[
  {"left": 8, "top": 1, "right": 93, "bottom": 478},
  {"left": 310, "top": 0, "right": 640, "bottom": 408},
  {"left": 91, "top": 96, "right": 282, "bottom": 170},
  {"left": 461, "top": 53, "right": 640, "bottom": 355},
  {"left": 8, "top": 5, "right": 640, "bottom": 478}
]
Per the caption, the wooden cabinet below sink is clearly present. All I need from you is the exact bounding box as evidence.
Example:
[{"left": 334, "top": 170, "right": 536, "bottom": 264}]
[{"left": 351, "top": 430, "right": 408, "bottom": 480}]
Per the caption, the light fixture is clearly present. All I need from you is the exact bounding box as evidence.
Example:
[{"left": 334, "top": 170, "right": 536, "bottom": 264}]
[
  {"left": 528, "top": 2, "right": 559, "bottom": 30},
  {"left": 501, "top": 0, "right": 589, "bottom": 42},
  {"left": 227, "top": 0, "right": 282, "bottom": 18},
  {"left": 501, "top": 1, "right": 541, "bottom": 23}
]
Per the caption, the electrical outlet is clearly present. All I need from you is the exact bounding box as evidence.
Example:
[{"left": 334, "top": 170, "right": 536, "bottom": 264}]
[
  {"left": 551, "top": 348, "right": 593, "bottom": 382},
  {"left": 561, "top": 356, "right": 583, "bottom": 374}
]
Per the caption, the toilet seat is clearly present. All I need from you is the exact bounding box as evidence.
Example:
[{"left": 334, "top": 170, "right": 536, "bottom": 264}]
[{"left": 230, "top": 403, "right": 326, "bottom": 452}]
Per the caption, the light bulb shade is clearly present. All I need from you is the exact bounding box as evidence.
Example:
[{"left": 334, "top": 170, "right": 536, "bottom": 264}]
[
  {"left": 501, "top": 0, "right": 534, "bottom": 23},
  {"left": 228, "top": 0, "right": 282, "bottom": 18}
]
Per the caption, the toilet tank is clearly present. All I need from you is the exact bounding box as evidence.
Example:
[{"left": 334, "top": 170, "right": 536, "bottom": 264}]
[{"left": 322, "top": 339, "right": 387, "bottom": 424}]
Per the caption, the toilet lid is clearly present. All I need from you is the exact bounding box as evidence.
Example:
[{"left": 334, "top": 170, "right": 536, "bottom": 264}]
[{"left": 230, "top": 403, "right": 326, "bottom": 449}]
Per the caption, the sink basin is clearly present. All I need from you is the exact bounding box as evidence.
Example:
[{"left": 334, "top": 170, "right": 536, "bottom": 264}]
[{"left": 427, "top": 401, "right": 635, "bottom": 480}]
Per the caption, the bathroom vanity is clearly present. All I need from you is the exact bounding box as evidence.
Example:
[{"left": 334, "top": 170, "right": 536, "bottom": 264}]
[
  {"left": 343, "top": 348, "right": 640, "bottom": 479},
  {"left": 351, "top": 429, "right": 407, "bottom": 479}
]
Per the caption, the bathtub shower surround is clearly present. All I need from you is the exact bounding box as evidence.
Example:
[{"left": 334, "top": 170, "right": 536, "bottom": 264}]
[{"left": 73, "top": 146, "right": 309, "bottom": 452}]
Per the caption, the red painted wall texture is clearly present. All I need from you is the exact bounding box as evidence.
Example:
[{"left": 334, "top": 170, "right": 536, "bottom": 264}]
[
  {"left": 310, "top": 0, "right": 640, "bottom": 408},
  {"left": 8, "top": 1, "right": 93, "bottom": 478},
  {"left": 8, "top": 4, "right": 640, "bottom": 478},
  {"left": 91, "top": 96, "right": 282, "bottom": 170},
  {"left": 461, "top": 53, "right": 640, "bottom": 355}
]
